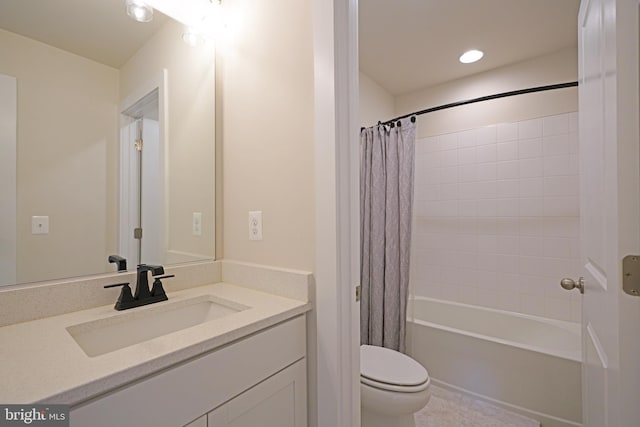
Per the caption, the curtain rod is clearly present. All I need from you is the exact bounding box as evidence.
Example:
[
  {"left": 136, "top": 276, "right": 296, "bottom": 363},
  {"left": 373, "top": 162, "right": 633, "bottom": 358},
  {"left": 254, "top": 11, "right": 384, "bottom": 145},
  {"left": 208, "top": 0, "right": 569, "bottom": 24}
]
[{"left": 371, "top": 81, "right": 578, "bottom": 128}]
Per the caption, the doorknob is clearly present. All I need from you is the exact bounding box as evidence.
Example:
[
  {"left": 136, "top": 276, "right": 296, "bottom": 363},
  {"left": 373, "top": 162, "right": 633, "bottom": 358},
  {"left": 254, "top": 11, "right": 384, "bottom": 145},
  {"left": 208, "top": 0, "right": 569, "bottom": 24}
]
[{"left": 560, "top": 277, "right": 584, "bottom": 294}]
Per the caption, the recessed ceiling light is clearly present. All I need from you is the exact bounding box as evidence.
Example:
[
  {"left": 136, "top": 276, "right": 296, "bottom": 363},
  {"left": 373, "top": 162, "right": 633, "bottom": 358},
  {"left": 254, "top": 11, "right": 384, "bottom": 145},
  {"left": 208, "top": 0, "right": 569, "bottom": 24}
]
[{"left": 459, "top": 49, "right": 484, "bottom": 64}]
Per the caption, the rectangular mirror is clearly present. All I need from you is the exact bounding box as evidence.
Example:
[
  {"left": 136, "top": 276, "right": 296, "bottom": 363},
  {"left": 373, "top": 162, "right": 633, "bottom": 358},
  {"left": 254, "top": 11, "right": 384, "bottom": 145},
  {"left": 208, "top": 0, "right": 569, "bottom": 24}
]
[{"left": 0, "top": 0, "right": 216, "bottom": 287}]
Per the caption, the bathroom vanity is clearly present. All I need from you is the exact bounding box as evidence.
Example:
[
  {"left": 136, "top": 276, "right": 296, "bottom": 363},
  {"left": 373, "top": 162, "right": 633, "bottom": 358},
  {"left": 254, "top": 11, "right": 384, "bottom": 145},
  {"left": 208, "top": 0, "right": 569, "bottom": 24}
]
[{"left": 0, "top": 261, "right": 312, "bottom": 427}]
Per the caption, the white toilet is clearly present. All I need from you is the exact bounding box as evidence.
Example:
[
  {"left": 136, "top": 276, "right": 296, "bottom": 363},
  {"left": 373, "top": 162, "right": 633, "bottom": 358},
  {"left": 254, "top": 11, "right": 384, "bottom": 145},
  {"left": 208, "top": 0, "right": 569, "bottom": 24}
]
[{"left": 360, "top": 344, "right": 431, "bottom": 427}]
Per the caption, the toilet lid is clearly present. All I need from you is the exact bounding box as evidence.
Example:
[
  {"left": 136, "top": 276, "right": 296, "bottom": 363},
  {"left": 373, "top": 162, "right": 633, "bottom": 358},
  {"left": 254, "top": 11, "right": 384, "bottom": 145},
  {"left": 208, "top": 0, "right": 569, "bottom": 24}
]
[{"left": 360, "top": 345, "right": 429, "bottom": 387}]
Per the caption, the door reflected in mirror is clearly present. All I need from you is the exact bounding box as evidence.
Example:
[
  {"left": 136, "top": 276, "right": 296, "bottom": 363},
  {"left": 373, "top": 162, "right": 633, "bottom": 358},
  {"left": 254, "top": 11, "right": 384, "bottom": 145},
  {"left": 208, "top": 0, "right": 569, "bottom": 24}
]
[{"left": 0, "top": 0, "right": 215, "bottom": 287}]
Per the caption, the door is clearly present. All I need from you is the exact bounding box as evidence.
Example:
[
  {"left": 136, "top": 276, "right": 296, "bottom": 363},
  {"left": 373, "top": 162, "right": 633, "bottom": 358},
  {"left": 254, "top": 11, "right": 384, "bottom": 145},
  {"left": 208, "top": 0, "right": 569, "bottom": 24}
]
[
  {"left": 119, "top": 88, "right": 165, "bottom": 266},
  {"left": 207, "top": 360, "right": 307, "bottom": 427},
  {"left": 578, "top": 0, "right": 640, "bottom": 425}
]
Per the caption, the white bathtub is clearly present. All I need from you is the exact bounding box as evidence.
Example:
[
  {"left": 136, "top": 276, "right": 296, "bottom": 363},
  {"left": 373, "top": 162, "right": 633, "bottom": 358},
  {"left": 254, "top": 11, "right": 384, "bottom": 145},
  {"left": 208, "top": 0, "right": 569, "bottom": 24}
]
[{"left": 407, "top": 297, "right": 582, "bottom": 427}]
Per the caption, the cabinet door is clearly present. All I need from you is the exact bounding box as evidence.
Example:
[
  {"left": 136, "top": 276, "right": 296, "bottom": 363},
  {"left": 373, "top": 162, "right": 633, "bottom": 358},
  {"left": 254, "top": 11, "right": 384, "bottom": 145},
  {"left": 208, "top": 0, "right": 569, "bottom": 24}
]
[{"left": 208, "top": 359, "right": 306, "bottom": 427}]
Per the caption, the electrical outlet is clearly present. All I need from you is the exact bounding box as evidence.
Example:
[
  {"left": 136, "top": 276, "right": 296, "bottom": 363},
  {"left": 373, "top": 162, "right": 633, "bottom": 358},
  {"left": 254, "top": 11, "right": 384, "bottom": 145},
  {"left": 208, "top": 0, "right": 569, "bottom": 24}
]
[
  {"left": 32, "top": 216, "right": 49, "bottom": 235},
  {"left": 248, "top": 211, "right": 262, "bottom": 241},
  {"left": 193, "top": 212, "right": 202, "bottom": 236}
]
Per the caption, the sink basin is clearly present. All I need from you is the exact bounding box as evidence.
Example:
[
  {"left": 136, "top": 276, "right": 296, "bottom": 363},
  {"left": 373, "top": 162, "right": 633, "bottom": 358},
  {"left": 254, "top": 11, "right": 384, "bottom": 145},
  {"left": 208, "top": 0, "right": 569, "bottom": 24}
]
[{"left": 67, "top": 295, "right": 249, "bottom": 357}]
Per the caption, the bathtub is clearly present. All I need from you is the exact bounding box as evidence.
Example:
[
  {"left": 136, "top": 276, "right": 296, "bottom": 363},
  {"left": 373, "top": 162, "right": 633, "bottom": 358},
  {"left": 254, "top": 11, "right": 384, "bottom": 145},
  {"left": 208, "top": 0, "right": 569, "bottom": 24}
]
[{"left": 407, "top": 297, "right": 582, "bottom": 427}]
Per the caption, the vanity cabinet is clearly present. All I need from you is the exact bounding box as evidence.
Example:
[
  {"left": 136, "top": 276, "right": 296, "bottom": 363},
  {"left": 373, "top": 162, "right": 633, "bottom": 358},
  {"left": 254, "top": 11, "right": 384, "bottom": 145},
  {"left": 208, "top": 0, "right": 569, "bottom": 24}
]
[{"left": 69, "top": 316, "right": 306, "bottom": 427}]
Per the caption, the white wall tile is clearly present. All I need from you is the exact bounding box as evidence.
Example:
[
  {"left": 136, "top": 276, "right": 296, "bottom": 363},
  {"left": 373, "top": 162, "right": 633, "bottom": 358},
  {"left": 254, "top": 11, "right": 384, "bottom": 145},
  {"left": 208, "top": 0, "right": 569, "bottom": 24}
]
[
  {"left": 497, "top": 180, "right": 519, "bottom": 198},
  {"left": 458, "top": 147, "right": 476, "bottom": 165},
  {"left": 437, "top": 133, "right": 458, "bottom": 151},
  {"left": 544, "top": 154, "right": 571, "bottom": 176},
  {"left": 519, "top": 236, "right": 544, "bottom": 257},
  {"left": 477, "top": 163, "right": 497, "bottom": 181},
  {"left": 411, "top": 113, "right": 580, "bottom": 322},
  {"left": 543, "top": 114, "right": 570, "bottom": 136},
  {"left": 519, "top": 178, "right": 544, "bottom": 197},
  {"left": 497, "top": 161, "right": 519, "bottom": 179},
  {"left": 543, "top": 134, "right": 570, "bottom": 157},
  {"left": 497, "top": 122, "right": 518, "bottom": 142},
  {"left": 458, "top": 129, "right": 476, "bottom": 148},
  {"left": 544, "top": 196, "right": 579, "bottom": 217},
  {"left": 518, "top": 138, "right": 543, "bottom": 159},
  {"left": 496, "top": 198, "right": 519, "bottom": 217},
  {"left": 458, "top": 200, "right": 477, "bottom": 217},
  {"left": 519, "top": 275, "right": 547, "bottom": 296},
  {"left": 518, "top": 118, "right": 543, "bottom": 139},
  {"left": 478, "top": 235, "right": 498, "bottom": 252},
  {"left": 440, "top": 149, "right": 459, "bottom": 167},
  {"left": 519, "top": 158, "right": 543, "bottom": 178},
  {"left": 497, "top": 236, "right": 520, "bottom": 254},
  {"left": 518, "top": 217, "right": 544, "bottom": 236},
  {"left": 477, "top": 125, "right": 497, "bottom": 146},
  {"left": 496, "top": 217, "right": 519, "bottom": 235},
  {"left": 458, "top": 164, "right": 477, "bottom": 182},
  {"left": 476, "top": 144, "right": 497, "bottom": 163},
  {"left": 545, "top": 297, "right": 572, "bottom": 321},
  {"left": 497, "top": 141, "right": 518, "bottom": 161},
  {"left": 519, "top": 198, "right": 544, "bottom": 216},
  {"left": 476, "top": 181, "right": 497, "bottom": 199},
  {"left": 439, "top": 166, "right": 459, "bottom": 184},
  {"left": 477, "top": 199, "right": 497, "bottom": 217}
]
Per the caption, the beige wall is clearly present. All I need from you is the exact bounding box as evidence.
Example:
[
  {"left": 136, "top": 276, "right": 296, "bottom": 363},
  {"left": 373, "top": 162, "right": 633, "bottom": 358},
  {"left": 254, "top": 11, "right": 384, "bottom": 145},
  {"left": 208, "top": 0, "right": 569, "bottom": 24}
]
[
  {"left": 396, "top": 47, "right": 578, "bottom": 138},
  {"left": 220, "top": 0, "right": 315, "bottom": 271},
  {"left": 359, "top": 71, "right": 395, "bottom": 128},
  {"left": 120, "top": 19, "right": 216, "bottom": 263},
  {"left": 0, "top": 28, "right": 120, "bottom": 283}
]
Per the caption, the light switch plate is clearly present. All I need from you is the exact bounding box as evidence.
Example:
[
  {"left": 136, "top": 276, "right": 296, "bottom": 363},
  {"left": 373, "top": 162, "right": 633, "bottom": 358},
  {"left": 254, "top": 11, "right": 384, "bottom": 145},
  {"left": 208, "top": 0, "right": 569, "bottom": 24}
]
[{"left": 32, "top": 216, "right": 49, "bottom": 235}]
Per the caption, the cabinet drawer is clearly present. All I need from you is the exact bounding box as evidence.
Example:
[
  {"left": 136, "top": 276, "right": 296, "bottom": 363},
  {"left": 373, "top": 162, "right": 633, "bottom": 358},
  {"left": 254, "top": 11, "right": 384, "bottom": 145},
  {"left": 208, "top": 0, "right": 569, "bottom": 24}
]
[{"left": 70, "top": 316, "right": 306, "bottom": 427}]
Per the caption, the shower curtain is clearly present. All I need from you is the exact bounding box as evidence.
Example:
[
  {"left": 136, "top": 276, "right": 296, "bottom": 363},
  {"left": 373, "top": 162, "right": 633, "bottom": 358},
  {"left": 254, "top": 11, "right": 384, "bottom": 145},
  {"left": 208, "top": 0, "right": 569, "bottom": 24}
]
[{"left": 360, "top": 116, "right": 416, "bottom": 352}]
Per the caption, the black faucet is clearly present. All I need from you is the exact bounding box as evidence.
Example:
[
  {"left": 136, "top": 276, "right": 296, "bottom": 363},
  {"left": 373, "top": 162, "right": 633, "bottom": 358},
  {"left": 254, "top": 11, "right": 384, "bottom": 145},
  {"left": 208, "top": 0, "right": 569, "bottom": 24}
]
[
  {"left": 134, "top": 264, "right": 165, "bottom": 300},
  {"left": 108, "top": 255, "right": 127, "bottom": 272},
  {"left": 104, "top": 264, "right": 174, "bottom": 311}
]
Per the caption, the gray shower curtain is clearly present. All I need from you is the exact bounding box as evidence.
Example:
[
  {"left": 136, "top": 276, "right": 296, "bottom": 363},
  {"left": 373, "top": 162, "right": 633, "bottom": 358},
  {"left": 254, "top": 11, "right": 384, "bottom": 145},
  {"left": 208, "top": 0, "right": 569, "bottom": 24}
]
[{"left": 360, "top": 116, "right": 416, "bottom": 353}]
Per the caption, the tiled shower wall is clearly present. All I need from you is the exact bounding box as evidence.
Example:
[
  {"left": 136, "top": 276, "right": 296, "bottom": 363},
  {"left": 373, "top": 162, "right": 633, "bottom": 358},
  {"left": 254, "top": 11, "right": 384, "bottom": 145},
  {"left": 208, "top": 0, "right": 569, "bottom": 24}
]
[{"left": 411, "top": 112, "right": 581, "bottom": 322}]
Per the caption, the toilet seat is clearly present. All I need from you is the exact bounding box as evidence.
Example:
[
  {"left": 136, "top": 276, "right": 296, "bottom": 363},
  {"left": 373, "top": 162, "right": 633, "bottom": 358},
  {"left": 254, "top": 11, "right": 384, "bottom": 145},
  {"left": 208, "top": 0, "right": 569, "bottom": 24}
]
[{"left": 360, "top": 345, "right": 429, "bottom": 393}]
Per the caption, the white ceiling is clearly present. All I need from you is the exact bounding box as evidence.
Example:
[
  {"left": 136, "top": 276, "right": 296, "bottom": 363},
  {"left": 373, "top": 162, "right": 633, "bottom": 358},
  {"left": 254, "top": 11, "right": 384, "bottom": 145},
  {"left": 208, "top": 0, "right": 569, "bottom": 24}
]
[
  {"left": 1, "top": 0, "right": 580, "bottom": 91},
  {"left": 359, "top": 0, "right": 581, "bottom": 96},
  {"left": 0, "top": 0, "right": 168, "bottom": 68}
]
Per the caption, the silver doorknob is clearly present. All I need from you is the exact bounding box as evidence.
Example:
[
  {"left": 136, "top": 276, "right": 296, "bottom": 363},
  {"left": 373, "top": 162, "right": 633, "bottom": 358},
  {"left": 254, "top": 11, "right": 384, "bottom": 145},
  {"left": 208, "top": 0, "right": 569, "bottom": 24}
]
[{"left": 560, "top": 277, "right": 584, "bottom": 294}]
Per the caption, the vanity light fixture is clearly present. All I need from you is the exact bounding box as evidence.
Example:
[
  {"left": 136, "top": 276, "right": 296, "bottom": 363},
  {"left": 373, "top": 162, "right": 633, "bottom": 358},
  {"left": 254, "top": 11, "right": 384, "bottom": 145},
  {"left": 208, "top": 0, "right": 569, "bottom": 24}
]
[
  {"left": 126, "top": 0, "right": 154, "bottom": 23},
  {"left": 459, "top": 49, "right": 484, "bottom": 64}
]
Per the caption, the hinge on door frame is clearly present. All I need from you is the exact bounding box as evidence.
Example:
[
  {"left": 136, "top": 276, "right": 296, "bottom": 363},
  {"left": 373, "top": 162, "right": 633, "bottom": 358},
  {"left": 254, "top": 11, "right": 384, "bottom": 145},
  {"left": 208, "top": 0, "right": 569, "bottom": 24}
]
[
  {"left": 355, "top": 285, "right": 361, "bottom": 302},
  {"left": 134, "top": 227, "right": 142, "bottom": 240},
  {"left": 622, "top": 255, "right": 640, "bottom": 296}
]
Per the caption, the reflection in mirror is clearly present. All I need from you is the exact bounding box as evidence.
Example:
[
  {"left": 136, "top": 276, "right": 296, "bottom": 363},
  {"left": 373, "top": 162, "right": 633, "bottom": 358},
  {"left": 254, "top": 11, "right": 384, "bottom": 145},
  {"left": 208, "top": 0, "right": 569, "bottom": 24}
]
[{"left": 0, "top": 0, "right": 215, "bottom": 287}]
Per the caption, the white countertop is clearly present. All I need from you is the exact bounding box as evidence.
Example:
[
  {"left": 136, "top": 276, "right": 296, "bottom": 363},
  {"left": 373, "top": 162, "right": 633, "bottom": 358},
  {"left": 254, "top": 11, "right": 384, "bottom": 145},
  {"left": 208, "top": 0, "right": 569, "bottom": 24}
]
[{"left": 0, "top": 282, "right": 311, "bottom": 405}]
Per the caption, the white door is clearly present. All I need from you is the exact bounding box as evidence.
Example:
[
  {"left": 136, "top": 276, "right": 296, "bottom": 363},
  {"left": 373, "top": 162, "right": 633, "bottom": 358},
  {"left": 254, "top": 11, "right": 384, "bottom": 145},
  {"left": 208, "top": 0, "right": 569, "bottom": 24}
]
[{"left": 578, "top": 0, "right": 640, "bottom": 425}]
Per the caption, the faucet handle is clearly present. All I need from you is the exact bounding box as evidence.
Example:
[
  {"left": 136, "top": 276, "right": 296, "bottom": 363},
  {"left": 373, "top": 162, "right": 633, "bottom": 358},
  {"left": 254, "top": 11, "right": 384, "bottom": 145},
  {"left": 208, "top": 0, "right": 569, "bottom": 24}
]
[
  {"left": 104, "top": 282, "right": 135, "bottom": 311},
  {"left": 151, "top": 275, "right": 174, "bottom": 299}
]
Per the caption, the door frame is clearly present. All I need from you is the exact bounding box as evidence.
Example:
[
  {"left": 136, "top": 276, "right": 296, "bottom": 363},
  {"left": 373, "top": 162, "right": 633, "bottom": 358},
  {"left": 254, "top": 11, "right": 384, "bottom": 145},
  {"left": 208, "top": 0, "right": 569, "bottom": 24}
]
[
  {"left": 313, "top": 0, "right": 360, "bottom": 426},
  {"left": 118, "top": 69, "right": 169, "bottom": 267}
]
